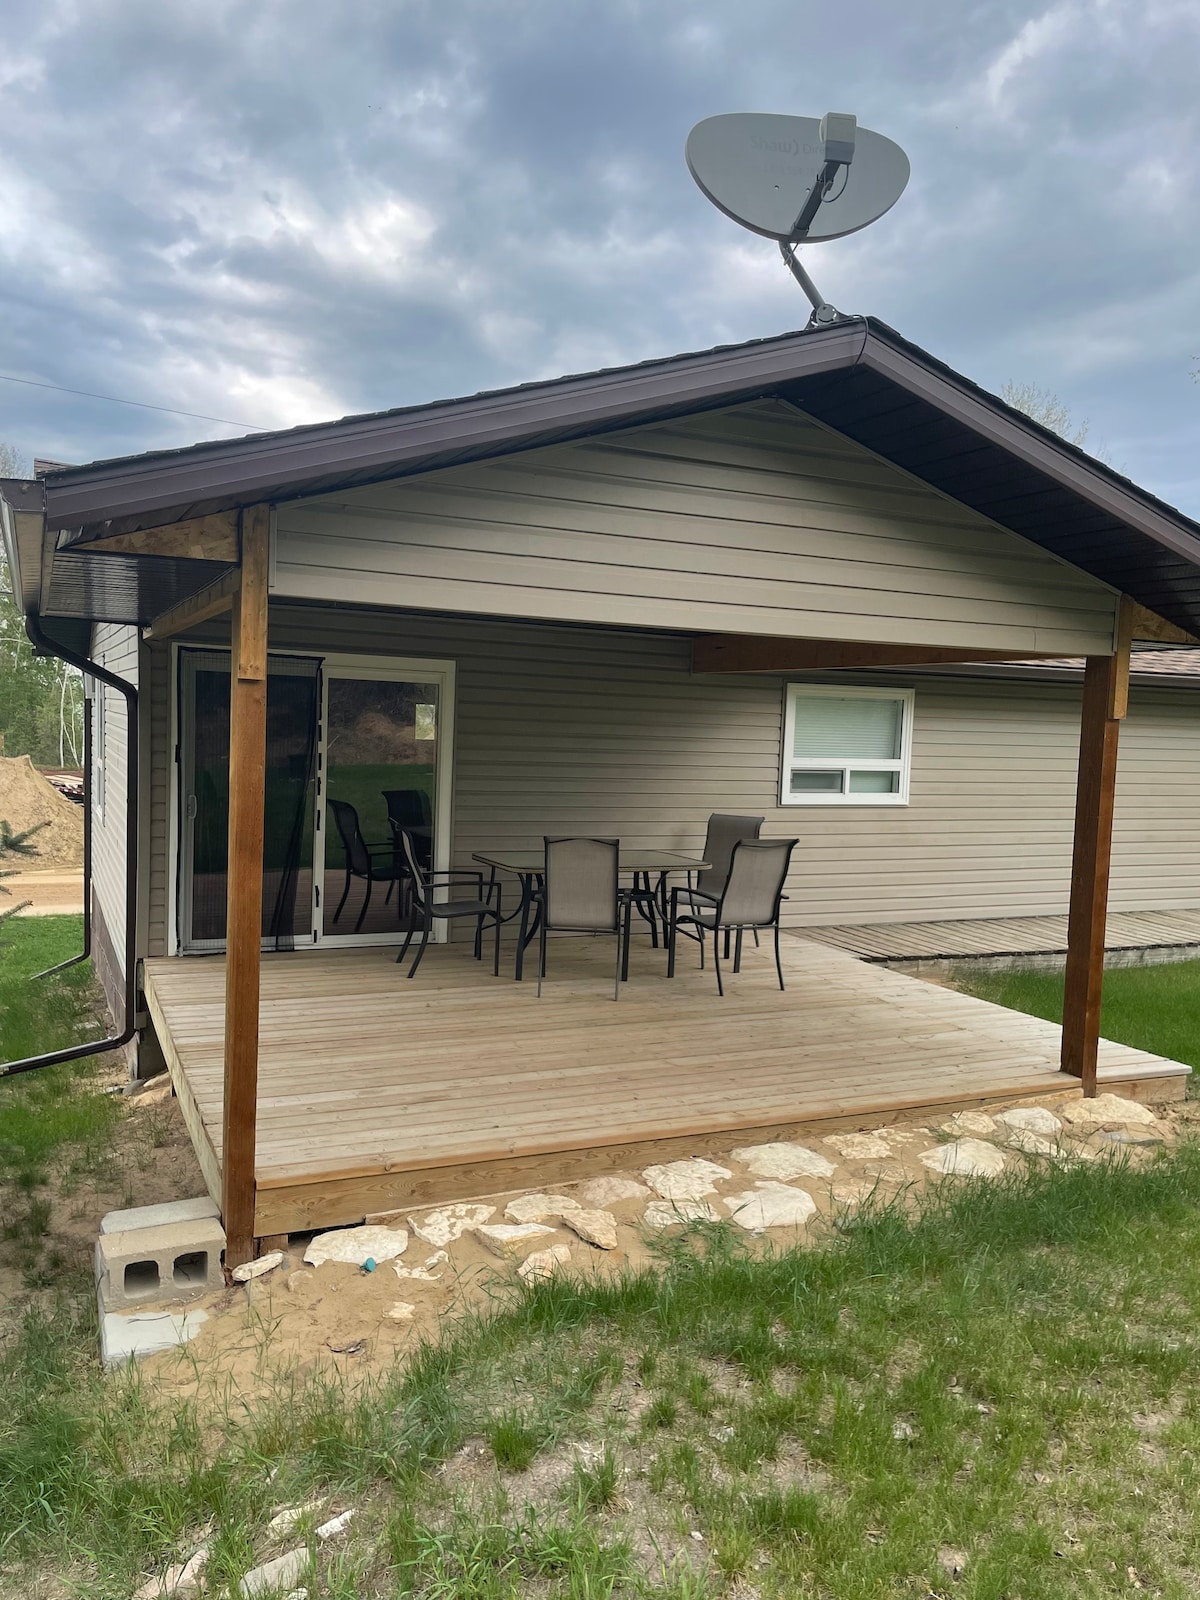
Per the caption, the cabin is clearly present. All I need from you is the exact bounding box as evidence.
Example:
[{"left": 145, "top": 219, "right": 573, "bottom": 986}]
[{"left": 4, "top": 317, "right": 1200, "bottom": 1265}]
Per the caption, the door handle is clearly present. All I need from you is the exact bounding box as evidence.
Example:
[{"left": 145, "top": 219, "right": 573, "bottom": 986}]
[{"left": 185, "top": 794, "right": 198, "bottom": 820}]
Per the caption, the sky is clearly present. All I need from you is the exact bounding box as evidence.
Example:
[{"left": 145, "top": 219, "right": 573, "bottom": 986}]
[{"left": 1, "top": 0, "right": 1198, "bottom": 512}]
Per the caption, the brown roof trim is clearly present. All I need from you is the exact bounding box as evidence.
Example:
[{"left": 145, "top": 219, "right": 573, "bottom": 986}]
[{"left": 47, "top": 321, "right": 868, "bottom": 538}]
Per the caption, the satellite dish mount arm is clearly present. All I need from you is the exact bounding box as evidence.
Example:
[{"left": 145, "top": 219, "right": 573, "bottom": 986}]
[{"left": 779, "top": 112, "right": 857, "bottom": 325}]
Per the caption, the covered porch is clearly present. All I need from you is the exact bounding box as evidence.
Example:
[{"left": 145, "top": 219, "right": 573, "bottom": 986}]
[{"left": 142, "top": 932, "right": 1189, "bottom": 1238}]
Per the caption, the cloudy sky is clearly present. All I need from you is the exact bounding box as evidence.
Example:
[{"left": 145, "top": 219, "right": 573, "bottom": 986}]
[{"left": 1, "top": 0, "right": 1197, "bottom": 511}]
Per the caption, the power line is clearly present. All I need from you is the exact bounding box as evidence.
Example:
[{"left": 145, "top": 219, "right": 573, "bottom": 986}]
[{"left": 0, "top": 371, "right": 263, "bottom": 431}]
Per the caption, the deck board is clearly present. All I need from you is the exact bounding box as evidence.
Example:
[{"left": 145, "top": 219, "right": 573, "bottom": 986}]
[
  {"left": 803, "top": 909, "right": 1200, "bottom": 962},
  {"left": 142, "top": 934, "right": 1190, "bottom": 1234}
]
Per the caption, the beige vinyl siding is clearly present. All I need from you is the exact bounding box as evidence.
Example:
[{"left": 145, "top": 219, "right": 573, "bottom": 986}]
[
  {"left": 274, "top": 400, "right": 1118, "bottom": 655},
  {"left": 144, "top": 605, "right": 1200, "bottom": 955},
  {"left": 90, "top": 623, "right": 138, "bottom": 988}
]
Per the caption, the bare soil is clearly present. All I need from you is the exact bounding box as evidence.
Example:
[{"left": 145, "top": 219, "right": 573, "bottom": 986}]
[{"left": 0, "top": 756, "right": 84, "bottom": 869}]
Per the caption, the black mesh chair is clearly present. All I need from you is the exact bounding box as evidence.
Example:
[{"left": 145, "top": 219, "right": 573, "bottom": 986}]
[
  {"left": 537, "top": 837, "right": 633, "bottom": 1001},
  {"left": 328, "top": 799, "right": 405, "bottom": 933},
  {"left": 383, "top": 788, "right": 433, "bottom": 873},
  {"left": 681, "top": 812, "right": 765, "bottom": 957},
  {"left": 394, "top": 827, "right": 502, "bottom": 979},
  {"left": 668, "top": 838, "right": 797, "bottom": 996}
]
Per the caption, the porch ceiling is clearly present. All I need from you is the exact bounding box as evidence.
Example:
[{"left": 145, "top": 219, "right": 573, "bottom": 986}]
[{"left": 142, "top": 934, "right": 1187, "bottom": 1237}]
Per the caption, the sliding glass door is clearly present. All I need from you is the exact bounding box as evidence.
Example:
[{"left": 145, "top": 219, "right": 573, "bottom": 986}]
[{"left": 177, "top": 650, "right": 454, "bottom": 953}]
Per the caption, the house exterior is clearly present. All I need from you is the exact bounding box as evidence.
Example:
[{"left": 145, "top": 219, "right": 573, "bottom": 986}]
[{"left": 6, "top": 316, "right": 1200, "bottom": 1259}]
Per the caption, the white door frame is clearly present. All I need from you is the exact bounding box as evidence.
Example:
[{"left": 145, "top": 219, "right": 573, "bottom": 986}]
[{"left": 172, "top": 646, "right": 456, "bottom": 954}]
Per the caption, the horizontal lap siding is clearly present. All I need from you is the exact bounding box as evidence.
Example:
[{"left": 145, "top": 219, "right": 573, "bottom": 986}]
[
  {"left": 90, "top": 623, "right": 138, "bottom": 997},
  {"left": 273, "top": 400, "right": 1117, "bottom": 655},
  {"left": 143, "top": 608, "right": 1200, "bottom": 955}
]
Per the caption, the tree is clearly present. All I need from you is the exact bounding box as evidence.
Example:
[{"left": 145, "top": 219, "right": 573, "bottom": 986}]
[
  {"left": 999, "top": 382, "right": 1110, "bottom": 464},
  {"left": 0, "top": 443, "right": 84, "bottom": 767},
  {"left": 0, "top": 819, "right": 43, "bottom": 931}
]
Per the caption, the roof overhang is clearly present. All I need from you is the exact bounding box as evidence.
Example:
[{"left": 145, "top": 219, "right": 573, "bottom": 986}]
[{"left": 11, "top": 317, "right": 1200, "bottom": 634}]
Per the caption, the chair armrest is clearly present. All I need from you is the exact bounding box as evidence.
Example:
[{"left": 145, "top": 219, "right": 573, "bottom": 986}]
[
  {"left": 670, "top": 885, "right": 718, "bottom": 910},
  {"left": 425, "top": 870, "right": 484, "bottom": 890}
]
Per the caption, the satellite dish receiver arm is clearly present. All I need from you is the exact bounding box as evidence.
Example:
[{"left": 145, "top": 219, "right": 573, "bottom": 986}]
[{"left": 780, "top": 113, "right": 857, "bottom": 325}]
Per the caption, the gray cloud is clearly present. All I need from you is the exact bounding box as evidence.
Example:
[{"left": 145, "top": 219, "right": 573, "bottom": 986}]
[{"left": 1, "top": 0, "right": 1197, "bottom": 512}]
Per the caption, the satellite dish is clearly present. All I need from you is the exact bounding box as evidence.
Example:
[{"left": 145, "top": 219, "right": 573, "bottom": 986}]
[{"left": 686, "top": 111, "right": 910, "bottom": 324}]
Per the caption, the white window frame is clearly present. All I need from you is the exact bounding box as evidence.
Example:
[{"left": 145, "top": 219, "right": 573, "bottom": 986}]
[
  {"left": 91, "top": 678, "right": 106, "bottom": 819},
  {"left": 781, "top": 682, "right": 914, "bottom": 807}
]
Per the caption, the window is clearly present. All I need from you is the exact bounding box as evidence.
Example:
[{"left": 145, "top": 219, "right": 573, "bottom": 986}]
[{"left": 781, "top": 684, "right": 913, "bottom": 805}]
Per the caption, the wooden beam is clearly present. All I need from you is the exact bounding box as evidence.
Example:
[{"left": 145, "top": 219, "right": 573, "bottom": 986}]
[
  {"left": 143, "top": 567, "right": 241, "bottom": 641},
  {"left": 692, "top": 635, "right": 1063, "bottom": 674},
  {"left": 1061, "top": 599, "right": 1133, "bottom": 1094},
  {"left": 78, "top": 512, "right": 239, "bottom": 562},
  {"left": 221, "top": 505, "right": 270, "bottom": 1268},
  {"left": 1127, "top": 601, "right": 1198, "bottom": 645}
]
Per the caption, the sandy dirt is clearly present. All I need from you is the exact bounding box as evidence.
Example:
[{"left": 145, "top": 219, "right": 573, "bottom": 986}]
[
  {"left": 0, "top": 756, "right": 84, "bottom": 869},
  {"left": 5, "top": 870, "right": 84, "bottom": 916}
]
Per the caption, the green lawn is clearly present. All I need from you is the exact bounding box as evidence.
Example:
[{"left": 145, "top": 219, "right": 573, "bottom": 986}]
[
  {"left": 4, "top": 1148, "right": 1200, "bottom": 1597},
  {"left": 954, "top": 959, "right": 1200, "bottom": 1083},
  {"left": 0, "top": 917, "right": 121, "bottom": 1275}
]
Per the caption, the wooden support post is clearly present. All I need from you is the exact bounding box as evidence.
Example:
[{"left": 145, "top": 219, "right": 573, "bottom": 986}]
[
  {"left": 221, "top": 505, "right": 270, "bottom": 1267},
  {"left": 1061, "top": 600, "right": 1133, "bottom": 1095}
]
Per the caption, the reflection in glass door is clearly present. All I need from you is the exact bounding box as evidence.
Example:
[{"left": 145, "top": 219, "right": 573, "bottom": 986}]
[
  {"left": 318, "top": 666, "right": 450, "bottom": 942},
  {"left": 179, "top": 651, "right": 319, "bottom": 952}
]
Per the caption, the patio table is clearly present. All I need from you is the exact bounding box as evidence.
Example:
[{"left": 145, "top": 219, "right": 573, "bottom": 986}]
[{"left": 472, "top": 848, "right": 709, "bottom": 980}]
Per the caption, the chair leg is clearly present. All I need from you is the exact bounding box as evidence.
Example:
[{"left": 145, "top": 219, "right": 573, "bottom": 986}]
[
  {"left": 334, "top": 868, "right": 351, "bottom": 925},
  {"left": 713, "top": 928, "right": 724, "bottom": 997},
  {"left": 395, "top": 917, "right": 417, "bottom": 965},
  {"left": 734, "top": 926, "right": 744, "bottom": 973},
  {"left": 723, "top": 927, "right": 731, "bottom": 961},
  {"left": 667, "top": 908, "right": 677, "bottom": 977},
  {"left": 493, "top": 908, "right": 502, "bottom": 977},
  {"left": 753, "top": 928, "right": 760, "bottom": 949},
  {"left": 774, "top": 924, "right": 785, "bottom": 991},
  {"left": 384, "top": 879, "right": 394, "bottom": 905},
  {"left": 473, "top": 913, "right": 483, "bottom": 961},
  {"left": 536, "top": 917, "right": 548, "bottom": 998},
  {"left": 355, "top": 873, "right": 373, "bottom": 934},
  {"left": 617, "top": 897, "right": 632, "bottom": 995},
  {"left": 406, "top": 913, "right": 433, "bottom": 978}
]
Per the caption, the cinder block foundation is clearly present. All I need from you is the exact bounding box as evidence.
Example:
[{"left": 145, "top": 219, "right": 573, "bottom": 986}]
[
  {"left": 95, "top": 1216, "right": 226, "bottom": 1313},
  {"left": 99, "top": 1196, "right": 220, "bottom": 1235}
]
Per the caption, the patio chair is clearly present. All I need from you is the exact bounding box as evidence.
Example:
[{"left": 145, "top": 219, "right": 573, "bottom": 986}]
[
  {"left": 394, "top": 826, "right": 503, "bottom": 979},
  {"left": 668, "top": 837, "right": 797, "bottom": 997},
  {"left": 327, "top": 798, "right": 406, "bottom": 933},
  {"left": 536, "top": 837, "right": 633, "bottom": 1001},
  {"left": 677, "top": 812, "right": 765, "bottom": 958},
  {"left": 383, "top": 788, "right": 433, "bottom": 873}
]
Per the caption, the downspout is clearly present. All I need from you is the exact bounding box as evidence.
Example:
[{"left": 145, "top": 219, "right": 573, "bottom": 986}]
[{"left": 0, "top": 611, "right": 139, "bottom": 1078}]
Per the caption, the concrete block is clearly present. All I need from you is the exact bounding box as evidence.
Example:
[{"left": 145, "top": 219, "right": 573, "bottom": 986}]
[
  {"left": 96, "top": 1216, "right": 225, "bottom": 1312},
  {"left": 100, "top": 1307, "right": 208, "bottom": 1368},
  {"left": 99, "top": 1196, "right": 220, "bottom": 1236}
]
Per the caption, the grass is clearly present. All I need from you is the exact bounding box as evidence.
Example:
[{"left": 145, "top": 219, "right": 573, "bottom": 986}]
[
  {"left": 4, "top": 1144, "right": 1200, "bottom": 1596},
  {"left": 954, "top": 957, "right": 1200, "bottom": 1087},
  {"left": 0, "top": 915, "right": 121, "bottom": 1274}
]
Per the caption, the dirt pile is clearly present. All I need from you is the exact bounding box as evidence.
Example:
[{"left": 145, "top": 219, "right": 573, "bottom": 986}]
[{"left": 0, "top": 754, "right": 85, "bottom": 868}]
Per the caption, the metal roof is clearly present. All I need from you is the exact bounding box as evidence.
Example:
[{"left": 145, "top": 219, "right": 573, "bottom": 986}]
[{"left": 8, "top": 316, "right": 1200, "bottom": 632}]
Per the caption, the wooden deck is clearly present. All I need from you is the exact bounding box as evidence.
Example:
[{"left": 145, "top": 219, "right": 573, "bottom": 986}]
[
  {"left": 142, "top": 934, "right": 1191, "bottom": 1237},
  {"left": 803, "top": 909, "right": 1200, "bottom": 963}
]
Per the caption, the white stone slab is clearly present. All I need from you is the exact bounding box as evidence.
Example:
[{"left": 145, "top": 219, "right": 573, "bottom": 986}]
[
  {"left": 386, "top": 1301, "right": 417, "bottom": 1322},
  {"left": 1059, "top": 1093, "right": 1158, "bottom": 1128},
  {"left": 918, "top": 1139, "right": 1006, "bottom": 1177},
  {"left": 1005, "top": 1128, "right": 1058, "bottom": 1156},
  {"left": 723, "top": 1182, "right": 818, "bottom": 1231},
  {"left": 316, "top": 1509, "right": 355, "bottom": 1540},
  {"left": 99, "top": 1196, "right": 220, "bottom": 1235},
  {"left": 642, "top": 1158, "right": 731, "bottom": 1201},
  {"left": 822, "top": 1132, "right": 892, "bottom": 1160},
  {"left": 474, "top": 1222, "right": 556, "bottom": 1257},
  {"left": 579, "top": 1174, "right": 650, "bottom": 1206},
  {"left": 232, "top": 1251, "right": 284, "bottom": 1283},
  {"left": 642, "top": 1199, "right": 718, "bottom": 1229},
  {"left": 941, "top": 1111, "right": 996, "bottom": 1137},
  {"left": 518, "top": 1243, "right": 573, "bottom": 1281},
  {"left": 504, "top": 1193, "right": 581, "bottom": 1223},
  {"left": 303, "top": 1225, "right": 408, "bottom": 1268},
  {"left": 267, "top": 1500, "right": 323, "bottom": 1537},
  {"left": 732, "top": 1142, "right": 835, "bottom": 1180},
  {"left": 560, "top": 1208, "right": 618, "bottom": 1249},
  {"left": 996, "top": 1106, "right": 1062, "bottom": 1136},
  {"left": 409, "top": 1203, "right": 496, "bottom": 1247},
  {"left": 240, "top": 1548, "right": 308, "bottom": 1598},
  {"left": 100, "top": 1307, "right": 208, "bottom": 1369},
  {"left": 131, "top": 1543, "right": 209, "bottom": 1599}
]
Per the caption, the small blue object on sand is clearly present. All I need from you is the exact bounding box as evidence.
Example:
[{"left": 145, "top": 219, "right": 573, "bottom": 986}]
[{"left": 362, "top": 1257, "right": 377, "bottom": 1273}]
